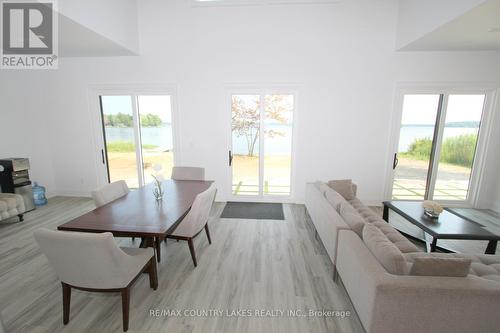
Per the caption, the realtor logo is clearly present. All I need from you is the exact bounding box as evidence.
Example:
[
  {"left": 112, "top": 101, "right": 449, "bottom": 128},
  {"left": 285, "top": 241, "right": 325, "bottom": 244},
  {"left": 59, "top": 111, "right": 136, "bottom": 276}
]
[{"left": 1, "top": 0, "right": 58, "bottom": 69}]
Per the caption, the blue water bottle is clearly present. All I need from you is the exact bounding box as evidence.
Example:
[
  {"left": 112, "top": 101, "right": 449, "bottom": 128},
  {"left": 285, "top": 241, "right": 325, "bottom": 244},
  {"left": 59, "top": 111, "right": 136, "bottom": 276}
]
[{"left": 33, "top": 182, "right": 48, "bottom": 206}]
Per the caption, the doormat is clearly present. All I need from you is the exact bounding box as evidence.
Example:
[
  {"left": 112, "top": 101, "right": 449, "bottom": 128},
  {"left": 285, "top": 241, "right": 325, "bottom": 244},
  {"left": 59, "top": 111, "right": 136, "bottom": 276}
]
[{"left": 220, "top": 202, "right": 284, "bottom": 220}]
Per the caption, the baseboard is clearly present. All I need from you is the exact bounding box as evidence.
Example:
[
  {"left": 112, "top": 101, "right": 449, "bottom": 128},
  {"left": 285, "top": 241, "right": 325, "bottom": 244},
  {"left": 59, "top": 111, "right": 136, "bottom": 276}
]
[{"left": 53, "top": 190, "right": 91, "bottom": 198}]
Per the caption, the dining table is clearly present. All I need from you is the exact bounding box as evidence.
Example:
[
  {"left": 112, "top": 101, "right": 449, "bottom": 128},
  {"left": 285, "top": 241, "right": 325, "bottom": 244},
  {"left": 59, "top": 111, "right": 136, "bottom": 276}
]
[{"left": 58, "top": 179, "right": 214, "bottom": 262}]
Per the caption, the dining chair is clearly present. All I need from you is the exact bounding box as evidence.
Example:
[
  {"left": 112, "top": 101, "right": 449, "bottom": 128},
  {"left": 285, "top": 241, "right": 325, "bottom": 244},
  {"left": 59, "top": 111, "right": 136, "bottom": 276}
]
[
  {"left": 166, "top": 184, "right": 216, "bottom": 267},
  {"left": 171, "top": 166, "right": 205, "bottom": 181},
  {"left": 34, "top": 228, "right": 158, "bottom": 332},
  {"left": 91, "top": 180, "right": 130, "bottom": 208}
]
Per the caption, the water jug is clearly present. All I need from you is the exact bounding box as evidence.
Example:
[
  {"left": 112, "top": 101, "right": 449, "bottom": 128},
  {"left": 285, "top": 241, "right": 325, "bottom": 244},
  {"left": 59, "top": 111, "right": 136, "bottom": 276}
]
[{"left": 33, "top": 182, "right": 48, "bottom": 206}]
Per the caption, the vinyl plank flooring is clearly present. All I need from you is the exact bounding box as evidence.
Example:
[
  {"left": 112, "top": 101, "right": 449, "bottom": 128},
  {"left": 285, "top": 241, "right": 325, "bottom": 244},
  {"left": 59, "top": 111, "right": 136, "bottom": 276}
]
[{"left": 0, "top": 197, "right": 363, "bottom": 333}]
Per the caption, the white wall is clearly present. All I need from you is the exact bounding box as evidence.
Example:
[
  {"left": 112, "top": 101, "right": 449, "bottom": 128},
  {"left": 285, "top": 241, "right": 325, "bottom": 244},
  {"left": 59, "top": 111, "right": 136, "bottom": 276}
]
[
  {"left": 0, "top": 72, "right": 56, "bottom": 196},
  {"left": 1, "top": 0, "right": 500, "bottom": 207}
]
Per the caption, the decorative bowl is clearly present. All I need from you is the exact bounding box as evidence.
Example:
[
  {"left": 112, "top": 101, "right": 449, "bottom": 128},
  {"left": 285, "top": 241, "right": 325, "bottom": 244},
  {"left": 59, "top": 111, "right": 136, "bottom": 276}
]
[{"left": 424, "top": 208, "right": 440, "bottom": 219}]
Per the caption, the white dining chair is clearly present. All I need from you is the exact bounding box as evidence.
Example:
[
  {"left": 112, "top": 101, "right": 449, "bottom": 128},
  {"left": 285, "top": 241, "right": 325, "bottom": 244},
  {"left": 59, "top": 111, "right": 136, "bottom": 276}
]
[
  {"left": 91, "top": 180, "right": 130, "bottom": 208},
  {"left": 34, "top": 228, "right": 157, "bottom": 332},
  {"left": 166, "top": 184, "right": 216, "bottom": 267},
  {"left": 171, "top": 166, "right": 205, "bottom": 181}
]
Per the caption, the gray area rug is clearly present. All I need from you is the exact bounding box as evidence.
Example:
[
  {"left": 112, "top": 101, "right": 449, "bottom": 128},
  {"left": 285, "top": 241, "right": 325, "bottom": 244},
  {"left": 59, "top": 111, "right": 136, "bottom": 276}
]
[{"left": 221, "top": 202, "right": 284, "bottom": 220}]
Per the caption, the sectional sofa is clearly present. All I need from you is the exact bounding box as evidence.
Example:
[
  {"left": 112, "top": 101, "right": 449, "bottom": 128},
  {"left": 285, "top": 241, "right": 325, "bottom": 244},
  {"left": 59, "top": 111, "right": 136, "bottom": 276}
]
[{"left": 305, "top": 181, "right": 500, "bottom": 333}]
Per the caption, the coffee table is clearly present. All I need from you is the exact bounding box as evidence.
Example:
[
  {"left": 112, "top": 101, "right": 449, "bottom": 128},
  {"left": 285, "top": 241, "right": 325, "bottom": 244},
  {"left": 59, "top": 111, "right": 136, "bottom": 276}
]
[{"left": 383, "top": 201, "right": 500, "bottom": 254}]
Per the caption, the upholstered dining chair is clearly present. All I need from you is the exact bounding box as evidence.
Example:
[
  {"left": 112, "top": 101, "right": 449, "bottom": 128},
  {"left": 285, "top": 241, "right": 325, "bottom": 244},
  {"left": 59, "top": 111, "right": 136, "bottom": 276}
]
[
  {"left": 34, "top": 229, "right": 158, "bottom": 332},
  {"left": 171, "top": 166, "right": 205, "bottom": 181},
  {"left": 91, "top": 180, "right": 130, "bottom": 208},
  {"left": 166, "top": 184, "right": 216, "bottom": 267}
]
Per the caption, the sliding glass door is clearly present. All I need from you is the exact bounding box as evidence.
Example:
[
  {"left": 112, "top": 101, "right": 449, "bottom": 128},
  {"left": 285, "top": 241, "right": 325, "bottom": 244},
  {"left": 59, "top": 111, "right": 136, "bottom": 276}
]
[
  {"left": 230, "top": 93, "right": 294, "bottom": 198},
  {"left": 100, "top": 94, "right": 174, "bottom": 188},
  {"left": 391, "top": 92, "right": 486, "bottom": 203}
]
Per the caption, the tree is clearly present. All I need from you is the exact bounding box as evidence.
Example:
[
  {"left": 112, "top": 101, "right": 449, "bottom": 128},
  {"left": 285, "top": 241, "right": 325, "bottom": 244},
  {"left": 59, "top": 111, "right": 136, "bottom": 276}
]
[
  {"left": 231, "top": 95, "right": 291, "bottom": 157},
  {"left": 140, "top": 114, "right": 162, "bottom": 127},
  {"left": 104, "top": 113, "right": 162, "bottom": 127}
]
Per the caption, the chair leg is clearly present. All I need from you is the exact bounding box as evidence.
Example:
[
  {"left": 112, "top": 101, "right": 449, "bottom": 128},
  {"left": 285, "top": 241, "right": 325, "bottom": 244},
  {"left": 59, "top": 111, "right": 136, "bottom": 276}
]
[
  {"left": 205, "top": 223, "right": 212, "bottom": 245},
  {"left": 62, "top": 283, "right": 71, "bottom": 325},
  {"left": 18, "top": 214, "right": 24, "bottom": 222},
  {"left": 187, "top": 238, "right": 197, "bottom": 267},
  {"left": 148, "top": 258, "right": 158, "bottom": 290},
  {"left": 121, "top": 287, "right": 130, "bottom": 332},
  {"left": 155, "top": 237, "right": 161, "bottom": 262}
]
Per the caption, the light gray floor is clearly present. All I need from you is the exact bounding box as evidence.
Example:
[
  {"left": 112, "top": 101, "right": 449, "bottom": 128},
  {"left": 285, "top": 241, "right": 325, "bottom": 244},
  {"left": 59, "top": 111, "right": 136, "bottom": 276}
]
[{"left": 0, "top": 197, "right": 364, "bottom": 333}]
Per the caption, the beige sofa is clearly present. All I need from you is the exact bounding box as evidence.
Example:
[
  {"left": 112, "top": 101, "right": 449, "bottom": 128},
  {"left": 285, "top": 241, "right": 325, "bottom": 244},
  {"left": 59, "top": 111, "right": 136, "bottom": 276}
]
[
  {"left": 305, "top": 182, "right": 500, "bottom": 333},
  {"left": 0, "top": 193, "right": 26, "bottom": 222}
]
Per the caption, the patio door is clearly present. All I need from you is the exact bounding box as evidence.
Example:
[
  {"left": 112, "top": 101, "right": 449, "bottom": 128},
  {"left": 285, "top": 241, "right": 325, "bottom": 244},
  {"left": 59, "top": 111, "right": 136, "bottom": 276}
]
[
  {"left": 99, "top": 94, "right": 174, "bottom": 188},
  {"left": 390, "top": 92, "right": 487, "bottom": 204},
  {"left": 230, "top": 93, "right": 294, "bottom": 198}
]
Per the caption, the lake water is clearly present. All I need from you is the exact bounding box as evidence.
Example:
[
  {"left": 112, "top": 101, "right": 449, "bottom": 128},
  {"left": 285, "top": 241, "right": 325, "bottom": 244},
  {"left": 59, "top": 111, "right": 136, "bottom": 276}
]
[
  {"left": 105, "top": 124, "right": 293, "bottom": 155},
  {"left": 105, "top": 125, "right": 478, "bottom": 155}
]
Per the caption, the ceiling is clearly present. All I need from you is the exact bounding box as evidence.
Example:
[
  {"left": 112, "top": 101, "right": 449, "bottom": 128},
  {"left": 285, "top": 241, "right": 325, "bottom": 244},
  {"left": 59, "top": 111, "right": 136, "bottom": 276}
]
[
  {"left": 401, "top": 0, "right": 500, "bottom": 51},
  {"left": 59, "top": 14, "right": 137, "bottom": 57}
]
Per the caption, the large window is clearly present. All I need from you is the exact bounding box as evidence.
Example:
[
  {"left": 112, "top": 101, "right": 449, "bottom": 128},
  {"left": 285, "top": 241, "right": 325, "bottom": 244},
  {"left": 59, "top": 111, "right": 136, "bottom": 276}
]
[
  {"left": 100, "top": 94, "right": 174, "bottom": 188},
  {"left": 391, "top": 92, "right": 487, "bottom": 203}
]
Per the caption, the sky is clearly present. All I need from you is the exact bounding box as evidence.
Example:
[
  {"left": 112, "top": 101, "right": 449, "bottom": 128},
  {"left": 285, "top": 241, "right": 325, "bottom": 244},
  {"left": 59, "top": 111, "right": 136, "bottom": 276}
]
[
  {"left": 101, "top": 95, "right": 172, "bottom": 122},
  {"left": 401, "top": 94, "right": 485, "bottom": 125}
]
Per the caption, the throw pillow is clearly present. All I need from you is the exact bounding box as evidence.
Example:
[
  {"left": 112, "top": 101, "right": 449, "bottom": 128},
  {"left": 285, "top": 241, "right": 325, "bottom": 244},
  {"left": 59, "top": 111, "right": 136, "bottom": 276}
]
[
  {"left": 409, "top": 257, "right": 471, "bottom": 277},
  {"left": 328, "top": 179, "right": 355, "bottom": 200}
]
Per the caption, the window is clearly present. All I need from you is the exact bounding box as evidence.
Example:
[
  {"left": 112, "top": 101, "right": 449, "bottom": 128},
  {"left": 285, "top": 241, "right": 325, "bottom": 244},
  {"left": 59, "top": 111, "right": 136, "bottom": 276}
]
[
  {"left": 100, "top": 94, "right": 175, "bottom": 188},
  {"left": 391, "top": 92, "right": 488, "bottom": 203}
]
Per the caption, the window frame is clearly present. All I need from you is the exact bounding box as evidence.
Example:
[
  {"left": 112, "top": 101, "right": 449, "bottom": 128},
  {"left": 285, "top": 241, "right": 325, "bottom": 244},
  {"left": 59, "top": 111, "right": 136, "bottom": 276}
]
[{"left": 385, "top": 83, "right": 498, "bottom": 207}]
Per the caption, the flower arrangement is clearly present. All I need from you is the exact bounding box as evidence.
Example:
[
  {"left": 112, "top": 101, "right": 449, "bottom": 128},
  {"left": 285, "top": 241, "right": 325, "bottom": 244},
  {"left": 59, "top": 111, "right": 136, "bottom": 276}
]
[
  {"left": 152, "top": 164, "right": 164, "bottom": 201},
  {"left": 422, "top": 200, "right": 443, "bottom": 219}
]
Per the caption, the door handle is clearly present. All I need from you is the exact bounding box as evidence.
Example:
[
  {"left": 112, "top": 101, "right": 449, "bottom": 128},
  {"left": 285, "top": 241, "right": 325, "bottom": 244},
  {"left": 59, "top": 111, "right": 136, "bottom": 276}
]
[
  {"left": 393, "top": 153, "right": 399, "bottom": 169},
  {"left": 229, "top": 150, "right": 233, "bottom": 166},
  {"left": 101, "top": 149, "right": 105, "bottom": 164}
]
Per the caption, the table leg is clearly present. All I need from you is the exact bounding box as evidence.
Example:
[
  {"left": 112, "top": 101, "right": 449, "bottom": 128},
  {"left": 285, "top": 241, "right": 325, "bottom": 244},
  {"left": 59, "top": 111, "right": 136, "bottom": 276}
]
[
  {"left": 383, "top": 205, "right": 389, "bottom": 222},
  {"left": 155, "top": 237, "right": 161, "bottom": 262},
  {"left": 424, "top": 233, "right": 437, "bottom": 253},
  {"left": 139, "top": 237, "right": 161, "bottom": 262},
  {"left": 485, "top": 240, "right": 498, "bottom": 255}
]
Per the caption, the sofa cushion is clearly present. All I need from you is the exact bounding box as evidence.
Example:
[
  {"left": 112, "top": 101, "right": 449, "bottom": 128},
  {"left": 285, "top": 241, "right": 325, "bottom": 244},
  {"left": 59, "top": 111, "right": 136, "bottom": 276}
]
[
  {"left": 363, "top": 224, "right": 408, "bottom": 275},
  {"left": 348, "top": 197, "right": 381, "bottom": 222},
  {"left": 324, "top": 188, "right": 346, "bottom": 211},
  {"left": 327, "top": 179, "right": 355, "bottom": 200},
  {"left": 371, "top": 221, "right": 421, "bottom": 253},
  {"left": 404, "top": 252, "right": 500, "bottom": 283},
  {"left": 409, "top": 257, "right": 472, "bottom": 277},
  {"left": 0, "top": 195, "right": 19, "bottom": 210},
  {"left": 339, "top": 201, "right": 366, "bottom": 236}
]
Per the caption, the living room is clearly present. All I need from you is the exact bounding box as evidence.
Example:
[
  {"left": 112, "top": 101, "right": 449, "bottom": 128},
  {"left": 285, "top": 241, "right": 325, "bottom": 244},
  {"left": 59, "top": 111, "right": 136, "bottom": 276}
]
[{"left": 1, "top": 0, "right": 500, "bottom": 332}]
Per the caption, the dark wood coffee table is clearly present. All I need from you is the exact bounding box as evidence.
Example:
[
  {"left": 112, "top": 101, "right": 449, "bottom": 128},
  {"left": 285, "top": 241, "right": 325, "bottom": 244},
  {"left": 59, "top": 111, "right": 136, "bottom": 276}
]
[
  {"left": 58, "top": 180, "right": 213, "bottom": 262},
  {"left": 383, "top": 201, "right": 499, "bottom": 254}
]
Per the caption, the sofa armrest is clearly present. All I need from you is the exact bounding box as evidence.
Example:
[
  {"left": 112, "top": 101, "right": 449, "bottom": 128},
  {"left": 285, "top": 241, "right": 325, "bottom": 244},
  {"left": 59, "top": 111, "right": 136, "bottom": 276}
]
[{"left": 337, "top": 229, "right": 500, "bottom": 333}]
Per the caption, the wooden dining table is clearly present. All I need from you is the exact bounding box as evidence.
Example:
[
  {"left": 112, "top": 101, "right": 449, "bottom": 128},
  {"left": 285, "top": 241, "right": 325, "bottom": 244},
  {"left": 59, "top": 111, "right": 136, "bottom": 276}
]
[{"left": 58, "top": 180, "right": 213, "bottom": 262}]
